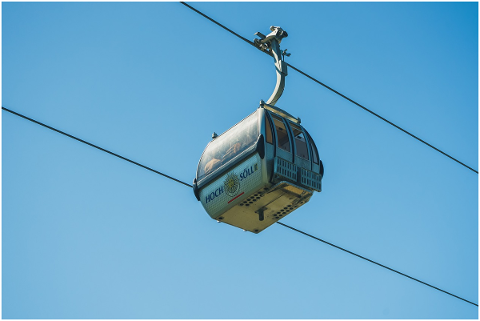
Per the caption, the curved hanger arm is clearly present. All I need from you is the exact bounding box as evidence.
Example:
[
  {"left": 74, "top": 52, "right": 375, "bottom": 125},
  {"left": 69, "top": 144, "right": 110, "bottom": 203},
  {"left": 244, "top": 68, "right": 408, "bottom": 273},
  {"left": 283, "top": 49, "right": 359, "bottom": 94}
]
[{"left": 254, "top": 26, "right": 289, "bottom": 106}]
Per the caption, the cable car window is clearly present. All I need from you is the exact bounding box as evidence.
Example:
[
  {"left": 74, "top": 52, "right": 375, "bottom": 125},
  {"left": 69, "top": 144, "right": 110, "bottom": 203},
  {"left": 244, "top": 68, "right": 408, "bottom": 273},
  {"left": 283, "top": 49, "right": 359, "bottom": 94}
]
[
  {"left": 290, "top": 124, "right": 309, "bottom": 160},
  {"left": 305, "top": 131, "right": 319, "bottom": 164},
  {"left": 272, "top": 115, "right": 290, "bottom": 152},
  {"left": 197, "top": 112, "right": 259, "bottom": 180},
  {"left": 265, "top": 115, "right": 274, "bottom": 144}
]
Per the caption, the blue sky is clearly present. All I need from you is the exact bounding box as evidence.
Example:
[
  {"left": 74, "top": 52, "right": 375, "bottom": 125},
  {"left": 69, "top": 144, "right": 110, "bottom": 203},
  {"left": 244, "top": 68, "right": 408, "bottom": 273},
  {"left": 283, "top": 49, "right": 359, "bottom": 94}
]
[{"left": 2, "top": 1, "right": 478, "bottom": 319}]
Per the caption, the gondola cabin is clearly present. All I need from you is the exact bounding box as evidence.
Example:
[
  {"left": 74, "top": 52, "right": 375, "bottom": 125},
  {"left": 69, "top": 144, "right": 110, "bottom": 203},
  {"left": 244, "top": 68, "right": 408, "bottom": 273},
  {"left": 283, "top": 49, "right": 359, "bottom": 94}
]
[
  {"left": 193, "top": 25, "right": 323, "bottom": 233},
  {"left": 193, "top": 103, "right": 323, "bottom": 233}
]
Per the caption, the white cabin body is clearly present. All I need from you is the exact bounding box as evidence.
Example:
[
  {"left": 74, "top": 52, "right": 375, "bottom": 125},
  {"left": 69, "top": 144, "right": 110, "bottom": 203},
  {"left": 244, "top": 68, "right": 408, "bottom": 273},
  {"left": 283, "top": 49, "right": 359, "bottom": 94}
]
[{"left": 193, "top": 106, "right": 323, "bottom": 233}]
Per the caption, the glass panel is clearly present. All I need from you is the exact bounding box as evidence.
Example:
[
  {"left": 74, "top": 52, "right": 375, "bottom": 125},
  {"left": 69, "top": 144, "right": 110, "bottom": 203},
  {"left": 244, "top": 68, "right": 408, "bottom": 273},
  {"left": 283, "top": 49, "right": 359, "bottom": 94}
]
[
  {"left": 290, "top": 124, "right": 309, "bottom": 160},
  {"left": 306, "top": 130, "right": 319, "bottom": 164},
  {"left": 265, "top": 115, "right": 273, "bottom": 144},
  {"left": 197, "top": 111, "right": 259, "bottom": 180},
  {"left": 272, "top": 115, "right": 290, "bottom": 152}
]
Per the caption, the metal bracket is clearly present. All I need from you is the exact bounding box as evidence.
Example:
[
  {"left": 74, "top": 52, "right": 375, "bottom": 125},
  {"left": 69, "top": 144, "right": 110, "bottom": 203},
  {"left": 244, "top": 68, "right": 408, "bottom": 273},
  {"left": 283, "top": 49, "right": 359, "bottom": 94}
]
[
  {"left": 260, "top": 100, "right": 301, "bottom": 124},
  {"left": 257, "top": 208, "right": 265, "bottom": 221},
  {"left": 254, "top": 26, "right": 290, "bottom": 106}
]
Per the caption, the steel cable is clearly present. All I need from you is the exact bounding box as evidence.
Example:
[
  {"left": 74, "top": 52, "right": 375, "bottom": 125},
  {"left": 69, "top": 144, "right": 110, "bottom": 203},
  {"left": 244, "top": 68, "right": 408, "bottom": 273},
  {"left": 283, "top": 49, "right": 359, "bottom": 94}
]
[
  {"left": 180, "top": 1, "right": 477, "bottom": 174},
  {"left": 277, "top": 221, "right": 478, "bottom": 307},
  {"left": 3, "top": 106, "right": 477, "bottom": 307},
  {"left": 2, "top": 107, "right": 192, "bottom": 188}
]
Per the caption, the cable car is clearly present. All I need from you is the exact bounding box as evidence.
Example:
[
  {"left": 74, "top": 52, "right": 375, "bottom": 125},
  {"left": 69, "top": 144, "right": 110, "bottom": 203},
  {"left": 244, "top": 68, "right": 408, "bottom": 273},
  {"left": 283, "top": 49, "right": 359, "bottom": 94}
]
[{"left": 193, "top": 26, "right": 324, "bottom": 233}]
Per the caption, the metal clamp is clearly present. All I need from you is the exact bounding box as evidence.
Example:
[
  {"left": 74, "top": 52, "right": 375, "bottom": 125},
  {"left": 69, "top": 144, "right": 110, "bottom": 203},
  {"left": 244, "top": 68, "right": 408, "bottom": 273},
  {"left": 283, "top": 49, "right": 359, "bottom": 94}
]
[{"left": 254, "top": 26, "right": 290, "bottom": 106}]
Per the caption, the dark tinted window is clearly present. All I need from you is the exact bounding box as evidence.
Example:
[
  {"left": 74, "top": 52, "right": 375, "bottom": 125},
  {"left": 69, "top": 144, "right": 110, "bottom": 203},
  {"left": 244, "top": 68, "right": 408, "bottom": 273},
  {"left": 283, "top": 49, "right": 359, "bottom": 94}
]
[
  {"left": 290, "top": 123, "right": 309, "bottom": 160},
  {"left": 265, "top": 114, "right": 274, "bottom": 144},
  {"left": 272, "top": 115, "right": 290, "bottom": 152},
  {"left": 306, "top": 131, "right": 319, "bottom": 164}
]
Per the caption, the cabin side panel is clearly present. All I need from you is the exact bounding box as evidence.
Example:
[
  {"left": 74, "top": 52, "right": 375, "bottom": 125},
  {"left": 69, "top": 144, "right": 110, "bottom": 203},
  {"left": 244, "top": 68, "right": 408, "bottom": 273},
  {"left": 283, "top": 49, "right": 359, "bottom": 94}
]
[{"left": 199, "top": 153, "right": 267, "bottom": 219}]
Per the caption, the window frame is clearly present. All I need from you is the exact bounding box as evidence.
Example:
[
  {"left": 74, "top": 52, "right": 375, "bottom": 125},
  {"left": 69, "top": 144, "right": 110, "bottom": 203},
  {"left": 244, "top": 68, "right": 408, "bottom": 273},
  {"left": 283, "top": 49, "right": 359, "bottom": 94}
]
[
  {"left": 289, "top": 123, "right": 310, "bottom": 160},
  {"left": 305, "top": 129, "right": 319, "bottom": 165},
  {"left": 265, "top": 112, "right": 274, "bottom": 145},
  {"left": 271, "top": 114, "right": 292, "bottom": 153}
]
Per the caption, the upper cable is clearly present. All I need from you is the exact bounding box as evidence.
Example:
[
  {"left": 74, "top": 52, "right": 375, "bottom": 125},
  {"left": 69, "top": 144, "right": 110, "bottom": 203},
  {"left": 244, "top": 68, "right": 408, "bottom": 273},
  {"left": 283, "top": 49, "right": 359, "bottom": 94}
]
[{"left": 180, "top": 2, "right": 477, "bottom": 174}]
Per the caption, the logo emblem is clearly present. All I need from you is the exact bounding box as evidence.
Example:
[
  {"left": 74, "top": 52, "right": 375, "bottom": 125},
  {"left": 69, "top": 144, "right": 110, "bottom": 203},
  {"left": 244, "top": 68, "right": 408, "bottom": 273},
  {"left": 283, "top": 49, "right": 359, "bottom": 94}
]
[{"left": 224, "top": 172, "right": 240, "bottom": 197}]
